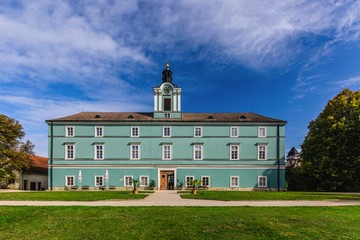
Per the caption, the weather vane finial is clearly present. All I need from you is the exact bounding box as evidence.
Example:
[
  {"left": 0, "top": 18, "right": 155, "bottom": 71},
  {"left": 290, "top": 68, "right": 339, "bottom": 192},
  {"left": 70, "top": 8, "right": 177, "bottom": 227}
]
[{"left": 166, "top": 59, "right": 169, "bottom": 68}]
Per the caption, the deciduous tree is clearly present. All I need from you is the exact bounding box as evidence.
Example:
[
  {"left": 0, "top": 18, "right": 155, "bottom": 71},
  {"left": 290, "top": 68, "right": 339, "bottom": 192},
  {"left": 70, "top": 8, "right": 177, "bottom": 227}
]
[
  {"left": 291, "top": 89, "right": 360, "bottom": 191},
  {"left": 0, "top": 114, "right": 34, "bottom": 182}
]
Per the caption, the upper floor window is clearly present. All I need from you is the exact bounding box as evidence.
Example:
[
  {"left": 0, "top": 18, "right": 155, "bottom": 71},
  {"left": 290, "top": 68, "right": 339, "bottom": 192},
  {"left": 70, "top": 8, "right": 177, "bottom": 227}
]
[
  {"left": 94, "top": 144, "right": 104, "bottom": 160},
  {"left": 193, "top": 144, "right": 203, "bottom": 160},
  {"left": 164, "top": 113, "right": 171, "bottom": 118},
  {"left": 66, "top": 126, "right": 74, "bottom": 137},
  {"left": 258, "top": 127, "right": 267, "bottom": 137},
  {"left": 162, "top": 144, "right": 172, "bottom": 160},
  {"left": 131, "top": 127, "right": 139, "bottom": 137},
  {"left": 258, "top": 176, "right": 267, "bottom": 187},
  {"left": 95, "top": 126, "right": 103, "bottom": 137},
  {"left": 65, "top": 176, "right": 75, "bottom": 186},
  {"left": 230, "top": 176, "right": 239, "bottom": 187},
  {"left": 130, "top": 144, "right": 140, "bottom": 160},
  {"left": 230, "top": 144, "right": 240, "bottom": 160},
  {"left": 163, "top": 127, "right": 171, "bottom": 137},
  {"left": 257, "top": 144, "right": 268, "bottom": 160},
  {"left": 65, "top": 144, "right": 75, "bottom": 160},
  {"left": 194, "top": 127, "right": 202, "bottom": 137},
  {"left": 230, "top": 127, "right": 239, "bottom": 137}
]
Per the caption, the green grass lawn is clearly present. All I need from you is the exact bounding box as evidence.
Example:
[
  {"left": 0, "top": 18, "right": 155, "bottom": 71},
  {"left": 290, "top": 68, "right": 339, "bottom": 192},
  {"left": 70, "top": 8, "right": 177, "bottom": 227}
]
[
  {"left": 180, "top": 191, "right": 360, "bottom": 201},
  {"left": 0, "top": 206, "right": 359, "bottom": 239},
  {"left": 0, "top": 191, "right": 149, "bottom": 201}
]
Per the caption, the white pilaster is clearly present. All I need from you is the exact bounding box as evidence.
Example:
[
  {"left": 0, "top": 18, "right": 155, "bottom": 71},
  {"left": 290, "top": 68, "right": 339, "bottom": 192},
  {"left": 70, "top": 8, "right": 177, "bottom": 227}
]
[
  {"left": 173, "top": 92, "right": 177, "bottom": 112},
  {"left": 154, "top": 92, "right": 158, "bottom": 112},
  {"left": 178, "top": 93, "right": 181, "bottom": 112},
  {"left": 159, "top": 93, "right": 163, "bottom": 111}
]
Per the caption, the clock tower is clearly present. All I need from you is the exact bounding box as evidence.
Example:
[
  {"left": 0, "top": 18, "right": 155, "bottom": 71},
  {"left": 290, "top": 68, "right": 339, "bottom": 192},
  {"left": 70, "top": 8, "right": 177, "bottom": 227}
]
[{"left": 153, "top": 63, "right": 182, "bottom": 118}]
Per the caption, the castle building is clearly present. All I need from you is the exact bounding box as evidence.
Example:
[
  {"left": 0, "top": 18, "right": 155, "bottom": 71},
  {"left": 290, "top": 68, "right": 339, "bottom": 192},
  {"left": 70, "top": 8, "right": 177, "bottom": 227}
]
[{"left": 46, "top": 64, "right": 287, "bottom": 190}]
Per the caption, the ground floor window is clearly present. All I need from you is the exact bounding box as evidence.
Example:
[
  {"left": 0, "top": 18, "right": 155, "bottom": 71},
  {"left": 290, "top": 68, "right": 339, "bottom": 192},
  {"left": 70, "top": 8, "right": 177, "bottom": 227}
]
[
  {"left": 258, "top": 176, "right": 267, "bottom": 187},
  {"left": 124, "top": 176, "right": 133, "bottom": 187},
  {"left": 7, "top": 179, "right": 15, "bottom": 184},
  {"left": 185, "top": 176, "right": 194, "bottom": 187},
  {"left": 230, "top": 176, "right": 239, "bottom": 187},
  {"left": 201, "top": 176, "right": 210, "bottom": 187},
  {"left": 65, "top": 176, "right": 75, "bottom": 186},
  {"left": 95, "top": 175, "right": 104, "bottom": 187},
  {"left": 140, "top": 176, "right": 149, "bottom": 187}
]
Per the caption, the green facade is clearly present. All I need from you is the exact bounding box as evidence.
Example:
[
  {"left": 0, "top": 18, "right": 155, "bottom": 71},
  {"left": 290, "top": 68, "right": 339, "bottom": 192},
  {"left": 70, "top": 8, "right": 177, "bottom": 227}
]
[{"left": 47, "top": 65, "right": 286, "bottom": 190}]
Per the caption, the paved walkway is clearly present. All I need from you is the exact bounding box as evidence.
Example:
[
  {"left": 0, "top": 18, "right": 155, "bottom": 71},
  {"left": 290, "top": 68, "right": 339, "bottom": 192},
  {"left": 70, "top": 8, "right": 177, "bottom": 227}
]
[{"left": 1, "top": 191, "right": 360, "bottom": 207}]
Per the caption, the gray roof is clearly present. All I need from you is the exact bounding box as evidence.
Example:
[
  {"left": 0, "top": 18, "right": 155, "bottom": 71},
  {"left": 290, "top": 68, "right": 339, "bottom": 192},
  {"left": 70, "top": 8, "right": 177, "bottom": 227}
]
[{"left": 46, "top": 112, "right": 287, "bottom": 124}]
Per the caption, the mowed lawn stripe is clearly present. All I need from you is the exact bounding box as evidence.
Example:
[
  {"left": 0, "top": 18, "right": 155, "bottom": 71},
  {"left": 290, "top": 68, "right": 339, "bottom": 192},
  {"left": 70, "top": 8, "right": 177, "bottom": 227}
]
[{"left": 0, "top": 206, "right": 359, "bottom": 239}]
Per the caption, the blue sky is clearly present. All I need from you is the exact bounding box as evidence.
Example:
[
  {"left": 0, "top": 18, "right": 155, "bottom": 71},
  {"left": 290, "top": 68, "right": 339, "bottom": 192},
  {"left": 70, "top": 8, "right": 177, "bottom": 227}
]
[{"left": 1, "top": 1, "right": 360, "bottom": 157}]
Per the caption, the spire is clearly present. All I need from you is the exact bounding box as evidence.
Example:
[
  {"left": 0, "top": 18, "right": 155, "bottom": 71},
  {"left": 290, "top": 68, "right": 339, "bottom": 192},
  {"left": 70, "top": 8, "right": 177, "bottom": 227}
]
[{"left": 162, "top": 61, "right": 173, "bottom": 83}]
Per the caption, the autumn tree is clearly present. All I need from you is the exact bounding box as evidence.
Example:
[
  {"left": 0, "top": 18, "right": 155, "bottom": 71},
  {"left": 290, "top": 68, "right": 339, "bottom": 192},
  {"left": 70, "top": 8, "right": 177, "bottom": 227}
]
[
  {"left": 0, "top": 114, "right": 34, "bottom": 183},
  {"left": 291, "top": 89, "right": 360, "bottom": 191}
]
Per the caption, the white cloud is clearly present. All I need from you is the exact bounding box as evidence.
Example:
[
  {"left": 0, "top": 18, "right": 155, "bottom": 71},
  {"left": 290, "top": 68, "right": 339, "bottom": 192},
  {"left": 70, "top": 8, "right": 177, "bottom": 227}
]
[{"left": 333, "top": 75, "right": 360, "bottom": 88}]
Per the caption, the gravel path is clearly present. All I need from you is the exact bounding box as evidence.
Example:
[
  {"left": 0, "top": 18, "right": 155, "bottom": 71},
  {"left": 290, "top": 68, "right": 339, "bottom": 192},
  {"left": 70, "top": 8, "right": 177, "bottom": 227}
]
[{"left": 1, "top": 191, "right": 360, "bottom": 207}]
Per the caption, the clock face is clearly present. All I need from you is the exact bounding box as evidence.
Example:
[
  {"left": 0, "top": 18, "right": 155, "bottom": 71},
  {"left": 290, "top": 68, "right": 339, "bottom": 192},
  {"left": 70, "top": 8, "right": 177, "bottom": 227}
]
[{"left": 163, "top": 85, "right": 172, "bottom": 95}]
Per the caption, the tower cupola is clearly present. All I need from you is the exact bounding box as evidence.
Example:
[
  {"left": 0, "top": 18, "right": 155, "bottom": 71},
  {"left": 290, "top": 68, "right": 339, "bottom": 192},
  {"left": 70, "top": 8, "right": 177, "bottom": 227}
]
[{"left": 162, "top": 63, "right": 173, "bottom": 83}]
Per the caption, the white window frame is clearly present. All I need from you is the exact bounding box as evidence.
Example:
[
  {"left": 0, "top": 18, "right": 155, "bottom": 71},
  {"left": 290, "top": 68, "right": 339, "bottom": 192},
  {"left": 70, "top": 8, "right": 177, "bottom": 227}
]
[
  {"left": 140, "top": 176, "right": 149, "bottom": 187},
  {"left": 201, "top": 176, "right": 210, "bottom": 187},
  {"left": 258, "top": 127, "right": 267, "bottom": 137},
  {"left": 94, "top": 175, "right": 104, "bottom": 187},
  {"left": 163, "top": 126, "right": 171, "bottom": 137},
  {"left": 230, "top": 127, "right": 239, "bottom": 137},
  {"left": 164, "top": 113, "right": 171, "bottom": 118},
  {"left": 124, "top": 176, "right": 133, "bottom": 187},
  {"left": 230, "top": 176, "right": 239, "bottom": 187},
  {"left": 258, "top": 176, "right": 267, "bottom": 187},
  {"left": 65, "top": 126, "right": 74, "bottom": 137},
  {"left": 131, "top": 126, "right": 140, "bottom": 137},
  {"left": 257, "top": 144, "right": 268, "bottom": 160},
  {"left": 185, "top": 176, "right": 194, "bottom": 187},
  {"left": 193, "top": 144, "right": 203, "bottom": 160},
  {"left": 65, "top": 144, "right": 75, "bottom": 160},
  {"left": 229, "top": 144, "right": 240, "bottom": 160},
  {"left": 162, "top": 144, "right": 172, "bottom": 160},
  {"left": 94, "top": 144, "right": 104, "bottom": 160},
  {"left": 194, "top": 126, "right": 203, "bottom": 137},
  {"left": 130, "top": 144, "right": 140, "bottom": 160},
  {"left": 65, "top": 176, "right": 75, "bottom": 186},
  {"left": 95, "top": 126, "right": 104, "bottom": 137}
]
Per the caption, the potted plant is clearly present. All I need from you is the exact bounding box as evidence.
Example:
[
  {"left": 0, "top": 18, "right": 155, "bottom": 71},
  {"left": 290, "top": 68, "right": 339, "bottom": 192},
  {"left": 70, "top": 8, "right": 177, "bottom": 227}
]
[
  {"left": 132, "top": 179, "right": 139, "bottom": 194},
  {"left": 149, "top": 179, "right": 156, "bottom": 190},
  {"left": 177, "top": 180, "right": 184, "bottom": 190},
  {"left": 191, "top": 179, "right": 202, "bottom": 194}
]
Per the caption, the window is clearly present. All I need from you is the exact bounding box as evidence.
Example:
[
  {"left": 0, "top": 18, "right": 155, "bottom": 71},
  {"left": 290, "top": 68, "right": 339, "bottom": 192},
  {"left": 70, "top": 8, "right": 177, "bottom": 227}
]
[
  {"left": 201, "top": 176, "right": 210, "bottom": 187},
  {"left": 95, "top": 175, "right": 104, "bottom": 187},
  {"left": 258, "top": 176, "right": 267, "bottom": 187},
  {"left": 193, "top": 144, "right": 203, "bottom": 160},
  {"left": 124, "top": 176, "right": 133, "bottom": 187},
  {"left": 66, "top": 126, "right": 74, "bottom": 137},
  {"left": 140, "top": 176, "right": 149, "bottom": 187},
  {"left": 163, "top": 127, "right": 171, "bottom": 137},
  {"left": 162, "top": 144, "right": 172, "bottom": 160},
  {"left": 95, "top": 126, "right": 103, "bottom": 137},
  {"left": 258, "top": 144, "right": 267, "bottom": 160},
  {"left": 130, "top": 144, "right": 140, "bottom": 160},
  {"left": 65, "top": 176, "right": 75, "bottom": 186},
  {"left": 185, "top": 176, "right": 194, "bottom": 187},
  {"left": 164, "top": 98, "right": 171, "bottom": 111},
  {"left": 230, "top": 127, "right": 239, "bottom": 137},
  {"left": 131, "top": 127, "right": 139, "bottom": 137},
  {"left": 258, "top": 127, "right": 267, "bottom": 137},
  {"left": 230, "top": 176, "right": 239, "bottom": 187},
  {"left": 94, "top": 144, "right": 104, "bottom": 160},
  {"left": 7, "top": 179, "right": 15, "bottom": 184},
  {"left": 230, "top": 144, "right": 240, "bottom": 160},
  {"left": 65, "top": 144, "right": 75, "bottom": 160},
  {"left": 194, "top": 127, "right": 202, "bottom": 137},
  {"left": 164, "top": 113, "right": 171, "bottom": 118}
]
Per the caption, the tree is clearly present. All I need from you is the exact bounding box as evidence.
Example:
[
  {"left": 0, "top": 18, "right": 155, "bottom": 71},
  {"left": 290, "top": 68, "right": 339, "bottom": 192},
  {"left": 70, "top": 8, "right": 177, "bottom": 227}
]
[
  {"left": 0, "top": 114, "right": 34, "bottom": 183},
  {"left": 291, "top": 89, "right": 360, "bottom": 191}
]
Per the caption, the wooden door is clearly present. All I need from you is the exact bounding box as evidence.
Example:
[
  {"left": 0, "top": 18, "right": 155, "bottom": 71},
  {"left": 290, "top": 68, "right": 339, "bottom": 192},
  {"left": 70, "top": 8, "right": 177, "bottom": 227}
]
[{"left": 160, "top": 173, "right": 168, "bottom": 190}]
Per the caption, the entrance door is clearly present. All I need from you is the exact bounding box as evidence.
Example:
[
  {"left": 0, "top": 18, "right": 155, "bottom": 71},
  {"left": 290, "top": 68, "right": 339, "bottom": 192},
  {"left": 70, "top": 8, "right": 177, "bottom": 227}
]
[
  {"left": 23, "top": 180, "right": 28, "bottom": 190},
  {"left": 30, "top": 182, "right": 36, "bottom": 190},
  {"left": 160, "top": 170, "right": 175, "bottom": 190}
]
